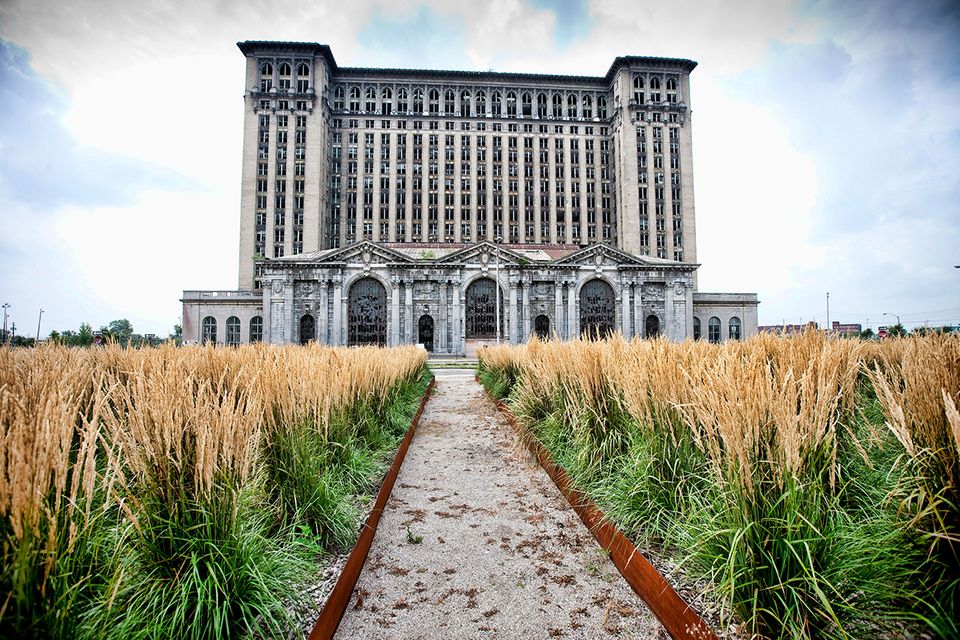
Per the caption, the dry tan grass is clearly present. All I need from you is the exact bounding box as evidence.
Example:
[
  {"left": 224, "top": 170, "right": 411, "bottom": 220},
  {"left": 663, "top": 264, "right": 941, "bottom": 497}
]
[{"left": 0, "top": 342, "right": 426, "bottom": 595}]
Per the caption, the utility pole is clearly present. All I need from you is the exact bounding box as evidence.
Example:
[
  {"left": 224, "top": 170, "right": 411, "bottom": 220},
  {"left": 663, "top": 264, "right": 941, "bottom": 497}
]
[{"left": 36, "top": 308, "right": 44, "bottom": 343}]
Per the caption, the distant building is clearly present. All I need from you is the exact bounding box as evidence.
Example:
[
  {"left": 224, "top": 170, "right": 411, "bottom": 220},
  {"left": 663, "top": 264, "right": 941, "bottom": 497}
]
[
  {"left": 758, "top": 322, "right": 819, "bottom": 335},
  {"left": 829, "top": 321, "right": 862, "bottom": 336},
  {"left": 182, "top": 41, "right": 759, "bottom": 352}
]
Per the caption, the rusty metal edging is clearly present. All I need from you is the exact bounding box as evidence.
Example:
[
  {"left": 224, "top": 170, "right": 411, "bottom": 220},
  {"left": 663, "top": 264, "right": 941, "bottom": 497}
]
[
  {"left": 308, "top": 375, "right": 435, "bottom": 640},
  {"left": 481, "top": 382, "right": 718, "bottom": 640}
]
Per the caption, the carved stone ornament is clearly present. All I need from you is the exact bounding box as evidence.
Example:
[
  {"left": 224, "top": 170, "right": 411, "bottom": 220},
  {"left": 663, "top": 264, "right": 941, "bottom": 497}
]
[
  {"left": 480, "top": 249, "right": 490, "bottom": 266},
  {"left": 362, "top": 249, "right": 372, "bottom": 265},
  {"left": 674, "top": 281, "right": 686, "bottom": 297},
  {"left": 271, "top": 281, "right": 284, "bottom": 295}
]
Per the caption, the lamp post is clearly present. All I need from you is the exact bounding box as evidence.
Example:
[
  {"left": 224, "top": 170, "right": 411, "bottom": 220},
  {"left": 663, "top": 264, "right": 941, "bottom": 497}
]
[
  {"left": 495, "top": 236, "right": 502, "bottom": 345},
  {"left": 2, "top": 303, "right": 9, "bottom": 346},
  {"left": 883, "top": 312, "right": 900, "bottom": 326},
  {"left": 36, "top": 308, "right": 44, "bottom": 343}
]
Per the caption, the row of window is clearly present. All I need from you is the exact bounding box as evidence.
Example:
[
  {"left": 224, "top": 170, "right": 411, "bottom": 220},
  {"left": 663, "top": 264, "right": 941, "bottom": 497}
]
[
  {"left": 257, "top": 61, "right": 311, "bottom": 93},
  {"left": 331, "top": 86, "right": 610, "bottom": 120},
  {"left": 631, "top": 75, "right": 682, "bottom": 105},
  {"left": 692, "top": 316, "right": 742, "bottom": 342},
  {"left": 201, "top": 316, "right": 262, "bottom": 345}
]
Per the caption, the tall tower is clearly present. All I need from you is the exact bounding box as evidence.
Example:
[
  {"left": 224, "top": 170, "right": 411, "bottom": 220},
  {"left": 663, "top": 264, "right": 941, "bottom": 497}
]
[{"left": 236, "top": 41, "right": 335, "bottom": 290}]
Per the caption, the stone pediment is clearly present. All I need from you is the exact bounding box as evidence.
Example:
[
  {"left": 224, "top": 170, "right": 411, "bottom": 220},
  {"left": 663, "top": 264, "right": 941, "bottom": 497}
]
[
  {"left": 551, "top": 244, "right": 648, "bottom": 267},
  {"left": 281, "top": 241, "right": 415, "bottom": 265},
  {"left": 435, "top": 241, "right": 528, "bottom": 266}
]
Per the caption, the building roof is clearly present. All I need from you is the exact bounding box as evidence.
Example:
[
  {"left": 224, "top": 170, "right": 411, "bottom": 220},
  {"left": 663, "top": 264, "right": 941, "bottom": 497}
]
[{"left": 236, "top": 41, "right": 697, "bottom": 86}]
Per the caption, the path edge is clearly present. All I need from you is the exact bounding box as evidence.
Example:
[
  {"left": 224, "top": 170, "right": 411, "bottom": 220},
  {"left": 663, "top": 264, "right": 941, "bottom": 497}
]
[
  {"left": 480, "top": 380, "right": 719, "bottom": 640},
  {"left": 307, "top": 374, "right": 436, "bottom": 640}
]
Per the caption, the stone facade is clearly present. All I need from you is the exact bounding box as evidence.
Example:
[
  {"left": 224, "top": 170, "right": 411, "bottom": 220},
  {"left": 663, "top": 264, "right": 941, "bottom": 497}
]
[{"left": 181, "top": 41, "right": 758, "bottom": 349}]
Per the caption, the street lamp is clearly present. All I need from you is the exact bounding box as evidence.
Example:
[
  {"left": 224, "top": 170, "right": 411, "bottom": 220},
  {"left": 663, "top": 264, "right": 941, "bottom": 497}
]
[
  {"left": 495, "top": 236, "right": 502, "bottom": 345},
  {"left": 2, "top": 303, "right": 9, "bottom": 346},
  {"left": 883, "top": 312, "right": 901, "bottom": 326},
  {"left": 36, "top": 308, "right": 44, "bottom": 343}
]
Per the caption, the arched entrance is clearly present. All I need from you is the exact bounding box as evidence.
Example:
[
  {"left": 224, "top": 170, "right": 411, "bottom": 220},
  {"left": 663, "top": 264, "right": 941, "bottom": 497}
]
[
  {"left": 645, "top": 314, "right": 660, "bottom": 338},
  {"left": 300, "top": 314, "right": 315, "bottom": 345},
  {"left": 418, "top": 315, "right": 434, "bottom": 352},
  {"left": 348, "top": 277, "right": 387, "bottom": 346},
  {"left": 534, "top": 314, "right": 550, "bottom": 339},
  {"left": 579, "top": 279, "right": 615, "bottom": 338},
  {"left": 465, "top": 278, "right": 502, "bottom": 339}
]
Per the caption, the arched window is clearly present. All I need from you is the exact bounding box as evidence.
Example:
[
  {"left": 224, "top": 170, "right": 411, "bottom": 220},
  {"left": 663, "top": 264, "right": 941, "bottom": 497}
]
[
  {"left": 348, "top": 278, "right": 387, "bottom": 345},
  {"left": 537, "top": 93, "right": 548, "bottom": 118},
  {"left": 295, "top": 63, "right": 309, "bottom": 93},
  {"left": 249, "top": 316, "right": 263, "bottom": 343},
  {"left": 224, "top": 316, "right": 240, "bottom": 346},
  {"left": 633, "top": 76, "right": 644, "bottom": 104},
  {"left": 692, "top": 317, "right": 701, "bottom": 340},
  {"left": 278, "top": 63, "right": 291, "bottom": 91},
  {"left": 708, "top": 317, "right": 721, "bottom": 343},
  {"left": 397, "top": 87, "right": 409, "bottom": 113},
  {"left": 729, "top": 317, "right": 742, "bottom": 341},
  {"left": 460, "top": 90, "right": 472, "bottom": 116},
  {"left": 465, "top": 279, "right": 503, "bottom": 339},
  {"left": 582, "top": 95, "right": 593, "bottom": 119},
  {"left": 667, "top": 78, "right": 678, "bottom": 104},
  {"left": 333, "top": 86, "right": 344, "bottom": 110},
  {"left": 567, "top": 94, "right": 578, "bottom": 118},
  {"left": 598, "top": 95, "right": 608, "bottom": 119},
  {"left": 534, "top": 314, "right": 550, "bottom": 339},
  {"left": 382, "top": 87, "right": 393, "bottom": 115},
  {"left": 428, "top": 88, "right": 440, "bottom": 115},
  {"left": 444, "top": 89, "right": 455, "bottom": 114},
  {"left": 418, "top": 315, "right": 434, "bottom": 352},
  {"left": 491, "top": 91, "right": 502, "bottom": 116},
  {"left": 201, "top": 316, "right": 217, "bottom": 345},
  {"left": 553, "top": 93, "right": 563, "bottom": 118},
  {"left": 650, "top": 77, "right": 662, "bottom": 103},
  {"left": 413, "top": 88, "right": 424, "bottom": 113},
  {"left": 349, "top": 86, "right": 360, "bottom": 111},
  {"left": 645, "top": 314, "right": 660, "bottom": 339},
  {"left": 365, "top": 87, "right": 376, "bottom": 112},
  {"left": 506, "top": 92, "right": 517, "bottom": 116},
  {"left": 259, "top": 63, "right": 273, "bottom": 92},
  {"left": 579, "top": 279, "right": 615, "bottom": 338},
  {"left": 476, "top": 90, "right": 486, "bottom": 115},
  {"left": 300, "top": 314, "right": 316, "bottom": 345},
  {"left": 521, "top": 92, "right": 532, "bottom": 117}
]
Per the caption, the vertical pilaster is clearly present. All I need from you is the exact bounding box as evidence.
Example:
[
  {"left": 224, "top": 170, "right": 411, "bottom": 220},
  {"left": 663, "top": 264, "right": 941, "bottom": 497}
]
[
  {"left": 621, "top": 277, "right": 632, "bottom": 338},
  {"left": 509, "top": 277, "right": 519, "bottom": 344},
  {"left": 405, "top": 280, "right": 414, "bottom": 342},
  {"left": 332, "top": 275, "right": 343, "bottom": 346},
  {"left": 318, "top": 278, "right": 328, "bottom": 343},
  {"left": 567, "top": 279, "right": 578, "bottom": 338},
  {"left": 391, "top": 275, "right": 401, "bottom": 346},
  {"left": 634, "top": 280, "right": 643, "bottom": 338},
  {"left": 452, "top": 277, "right": 462, "bottom": 354},
  {"left": 521, "top": 281, "right": 530, "bottom": 342},
  {"left": 554, "top": 280, "right": 563, "bottom": 339}
]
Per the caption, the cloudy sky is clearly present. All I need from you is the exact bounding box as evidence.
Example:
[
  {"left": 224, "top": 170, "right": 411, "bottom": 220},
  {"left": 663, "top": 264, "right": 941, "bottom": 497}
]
[{"left": 0, "top": 0, "right": 958, "bottom": 337}]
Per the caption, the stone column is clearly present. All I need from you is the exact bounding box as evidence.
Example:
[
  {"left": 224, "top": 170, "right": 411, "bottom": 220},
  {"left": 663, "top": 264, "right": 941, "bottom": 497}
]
[
  {"left": 665, "top": 280, "right": 675, "bottom": 341},
  {"left": 521, "top": 280, "right": 530, "bottom": 342},
  {"left": 390, "top": 275, "right": 401, "bottom": 346},
  {"left": 567, "top": 279, "right": 578, "bottom": 339},
  {"left": 621, "top": 277, "right": 632, "bottom": 339},
  {"left": 509, "top": 276, "right": 519, "bottom": 344},
  {"left": 318, "top": 278, "right": 328, "bottom": 343},
  {"left": 437, "top": 281, "right": 447, "bottom": 352},
  {"left": 405, "top": 280, "right": 414, "bottom": 343},
  {"left": 554, "top": 280, "right": 563, "bottom": 339},
  {"left": 332, "top": 275, "right": 343, "bottom": 346},
  {"left": 451, "top": 277, "right": 462, "bottom": 355},
  {"left": 634, "top": 280, "right": 643, "bottom": 338}
]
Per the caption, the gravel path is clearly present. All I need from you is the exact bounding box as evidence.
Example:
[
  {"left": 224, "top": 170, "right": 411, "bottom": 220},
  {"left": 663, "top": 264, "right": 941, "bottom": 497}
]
[{"left": 334, "top": 368, "right": 665, "bottom": 639}]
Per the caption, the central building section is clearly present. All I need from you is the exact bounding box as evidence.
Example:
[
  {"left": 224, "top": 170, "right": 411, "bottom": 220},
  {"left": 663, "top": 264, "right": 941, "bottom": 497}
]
[{"left": 180, "top": 41, "right": 758, "bottom": 351}]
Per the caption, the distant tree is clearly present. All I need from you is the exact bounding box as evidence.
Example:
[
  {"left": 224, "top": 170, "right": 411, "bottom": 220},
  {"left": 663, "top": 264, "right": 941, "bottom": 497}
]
[
  {"left": 170, "top": 323, "right": 183, "bottom": 346},
  {"left": 858, "top": 328, "right": 875, "bottom": 340},
  {"left": 47, "top": 330, "right": 61, "bottom": 343},
  {"left": 108, "top": 319, "right": 134, "bottom": 344},
  {"left": 76, "top": 323, "right": 94, "bottom": 346},
  {"left": 887, "top": 323, "right": 907, "bottom": 338}
]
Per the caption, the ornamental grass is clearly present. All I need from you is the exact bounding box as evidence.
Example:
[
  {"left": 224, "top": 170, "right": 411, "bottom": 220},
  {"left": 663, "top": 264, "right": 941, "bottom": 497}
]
[
  {"left": 0, "top": 342, "right": 427, "bottom": 639},
  {"left": 480, "top": 331, "right": 960, "bottom": 638}
]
